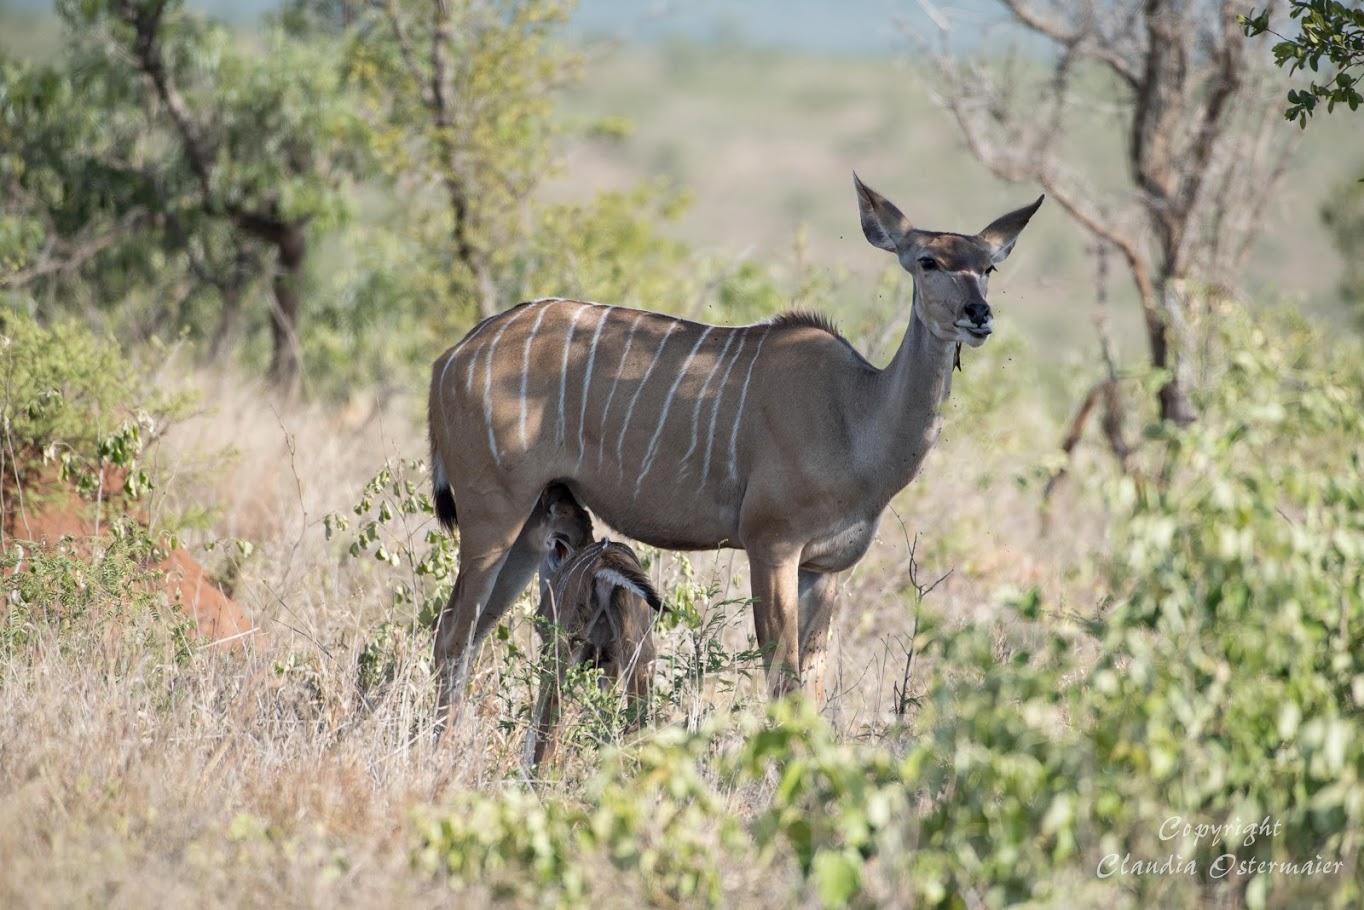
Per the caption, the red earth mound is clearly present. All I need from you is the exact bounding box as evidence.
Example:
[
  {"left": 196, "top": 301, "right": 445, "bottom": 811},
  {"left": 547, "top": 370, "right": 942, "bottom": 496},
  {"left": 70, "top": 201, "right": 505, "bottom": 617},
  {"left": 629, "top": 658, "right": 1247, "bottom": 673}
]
[{"left": 3, "top": 480, "right": 255, "bottom": 646}]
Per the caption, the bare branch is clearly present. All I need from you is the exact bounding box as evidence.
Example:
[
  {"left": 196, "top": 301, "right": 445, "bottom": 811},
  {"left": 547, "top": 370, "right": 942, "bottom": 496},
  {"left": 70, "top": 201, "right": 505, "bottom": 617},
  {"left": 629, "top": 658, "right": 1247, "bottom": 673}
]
[
  {"left": 114, "top": 0, "right": 216, "bottom": 204},
  {"left": 0, "top": 208, "right": 151, "bottom": 289},
  {"left": 376, "top": 0, "right": 434, "bottom": 105},
  {"left": 999, "top": 0, "right": 1078, "bottom": 44},
  {"left": 1000, "top": 0, "right": 1141, "bottom": 87},
  {"left": 926, "top": 0, "right": 1295, "bottom": 425}
]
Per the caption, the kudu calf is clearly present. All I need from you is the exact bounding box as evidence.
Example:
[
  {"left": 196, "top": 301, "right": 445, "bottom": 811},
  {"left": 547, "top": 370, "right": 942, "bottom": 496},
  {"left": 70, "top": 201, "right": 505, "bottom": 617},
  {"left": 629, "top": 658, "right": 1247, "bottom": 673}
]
[
  {"left": 527, "top": 533, "right": 663, "bottom": 767},
  {"left": 429, "top": 174, "right": 1042, "bottom": 705}
]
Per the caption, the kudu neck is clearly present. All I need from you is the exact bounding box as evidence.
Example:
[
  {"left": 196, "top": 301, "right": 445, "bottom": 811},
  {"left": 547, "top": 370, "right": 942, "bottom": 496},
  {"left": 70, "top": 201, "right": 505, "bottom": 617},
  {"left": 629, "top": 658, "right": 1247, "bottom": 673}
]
[{"left": 861, "top": 286, "right": 959, "bottom": 484}]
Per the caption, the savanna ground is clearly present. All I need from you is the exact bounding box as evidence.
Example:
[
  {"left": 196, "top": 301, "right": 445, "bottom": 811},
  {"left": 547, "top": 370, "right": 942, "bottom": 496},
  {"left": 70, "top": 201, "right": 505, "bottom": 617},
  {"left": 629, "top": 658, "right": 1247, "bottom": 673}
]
[{"left": 3, "top": 14, "right": 1364, "bottom": 909}]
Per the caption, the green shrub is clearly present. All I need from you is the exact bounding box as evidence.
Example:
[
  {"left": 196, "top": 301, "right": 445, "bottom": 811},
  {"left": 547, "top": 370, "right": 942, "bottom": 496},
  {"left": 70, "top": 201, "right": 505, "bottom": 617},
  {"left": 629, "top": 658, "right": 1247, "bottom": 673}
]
[
  {"left": 2, "top": 519, "right": 194, "bottom": 666},
  {"left": 891, "top": 305, "right": 1364, "bottom": 908},
  {"left": 0, "top": 309, "right": 192, "bottom": 509}
]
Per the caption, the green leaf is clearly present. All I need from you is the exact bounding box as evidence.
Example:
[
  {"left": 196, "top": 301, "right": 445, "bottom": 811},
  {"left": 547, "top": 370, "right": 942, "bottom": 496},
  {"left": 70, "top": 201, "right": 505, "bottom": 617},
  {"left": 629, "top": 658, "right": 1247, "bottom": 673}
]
[{"left": 812, "top": 850, "right": 862, "bottom": 907}]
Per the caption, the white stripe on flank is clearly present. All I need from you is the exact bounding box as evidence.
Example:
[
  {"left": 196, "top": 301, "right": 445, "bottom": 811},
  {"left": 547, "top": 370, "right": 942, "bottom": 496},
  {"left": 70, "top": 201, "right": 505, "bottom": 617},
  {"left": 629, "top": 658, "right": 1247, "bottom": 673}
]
[
  {"left": 678, "top": 330, "right": 737, "bottom": 475},
  {"left": 636, "top": 327, "right": 713, "bottom": 494},
  {"left": 575, "top": 307, "right": 612, "bottom": 470},
  {"left": 727, "top": 329, "right": 768, "bottom": 483},
  {"left": 520, "top": 302, "right": 553, "bottom": 449},
  {"left": 436, "top": 312, "right": 498, "bottom": 429},
  {"left": 616, "top": 320, "right": 680, "bottom": 473},
  {"left": 700, "top": 332, "right": 748, "bottom": 489},
  {"left": 556, "top": 305, "right": 591, "bottom": 446},
  {"left": 597, "top": 310, "right": 649, "bottom": 466},
  {"left": 482, "top": 304, "right": 535, "bottom": 465},
  {"left": 462, "top": 313, "right": 506, "bottom": 394}
]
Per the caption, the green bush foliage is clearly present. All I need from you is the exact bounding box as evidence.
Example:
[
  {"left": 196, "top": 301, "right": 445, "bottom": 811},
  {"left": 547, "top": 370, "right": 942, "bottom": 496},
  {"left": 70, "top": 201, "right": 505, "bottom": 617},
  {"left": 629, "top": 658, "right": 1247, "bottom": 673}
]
[
  {"left": 0, "top": 310, "right": 191, "bottom": 507},
  {"left": 1243, "top": 0, "right": 1364, "bottom": 126},
  {"left": 2, "top": 520, "right": 195, "bottom": 666}
]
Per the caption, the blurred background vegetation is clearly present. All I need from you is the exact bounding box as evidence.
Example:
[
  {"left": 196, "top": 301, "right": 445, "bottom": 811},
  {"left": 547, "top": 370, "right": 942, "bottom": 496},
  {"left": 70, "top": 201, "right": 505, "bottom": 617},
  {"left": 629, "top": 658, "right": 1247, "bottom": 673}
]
[{"left": 2, "top": 1, "right": 1363, "bottom": 908}]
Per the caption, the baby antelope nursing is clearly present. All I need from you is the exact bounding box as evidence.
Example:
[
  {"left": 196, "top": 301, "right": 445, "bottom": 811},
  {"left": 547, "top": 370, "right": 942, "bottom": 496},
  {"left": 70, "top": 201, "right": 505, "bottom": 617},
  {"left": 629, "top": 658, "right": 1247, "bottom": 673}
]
[{"left": 527, "top": 495, "right": 663, "bottom": 767}]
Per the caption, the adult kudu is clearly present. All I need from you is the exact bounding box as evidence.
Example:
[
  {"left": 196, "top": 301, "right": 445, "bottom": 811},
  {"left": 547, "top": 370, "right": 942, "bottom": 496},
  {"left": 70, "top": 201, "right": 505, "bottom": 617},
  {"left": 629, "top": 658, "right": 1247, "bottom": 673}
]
[{"left": 428, "top": 174, "right": 1043, "bottom": 705}]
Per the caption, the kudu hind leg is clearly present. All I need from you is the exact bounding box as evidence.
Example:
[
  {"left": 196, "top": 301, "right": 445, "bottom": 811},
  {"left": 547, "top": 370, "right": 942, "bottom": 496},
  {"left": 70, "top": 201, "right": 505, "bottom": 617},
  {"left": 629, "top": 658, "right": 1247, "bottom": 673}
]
[
  {"left": 434, "top": 500, "right": 539, "bottom": 709},
  {"left": 471, "top": 505, "right": 558, "bottom": 646}
]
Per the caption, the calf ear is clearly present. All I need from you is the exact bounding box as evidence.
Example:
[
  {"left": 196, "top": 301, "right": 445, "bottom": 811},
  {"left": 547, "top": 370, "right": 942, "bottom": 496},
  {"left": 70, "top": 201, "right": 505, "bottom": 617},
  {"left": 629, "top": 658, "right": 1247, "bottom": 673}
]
[{"left": 595, "top": 568, "right": 660, "bottom": 609}]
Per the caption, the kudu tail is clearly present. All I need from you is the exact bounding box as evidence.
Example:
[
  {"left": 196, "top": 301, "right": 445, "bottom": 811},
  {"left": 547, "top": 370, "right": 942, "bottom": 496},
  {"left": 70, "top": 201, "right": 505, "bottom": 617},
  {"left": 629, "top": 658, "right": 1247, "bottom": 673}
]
[
  {"left": 428, "top": 374, "right": 458, "bottom": 531},
  {"left": 432, "top": 457, "right": 457, "bottom": 530}
]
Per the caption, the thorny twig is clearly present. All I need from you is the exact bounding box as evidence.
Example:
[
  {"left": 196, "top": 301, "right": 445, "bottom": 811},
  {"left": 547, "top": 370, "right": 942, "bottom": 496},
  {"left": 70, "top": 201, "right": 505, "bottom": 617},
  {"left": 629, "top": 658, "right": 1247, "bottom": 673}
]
[{"left": 888, "top": 508, "right": 952, "bottom": 718}]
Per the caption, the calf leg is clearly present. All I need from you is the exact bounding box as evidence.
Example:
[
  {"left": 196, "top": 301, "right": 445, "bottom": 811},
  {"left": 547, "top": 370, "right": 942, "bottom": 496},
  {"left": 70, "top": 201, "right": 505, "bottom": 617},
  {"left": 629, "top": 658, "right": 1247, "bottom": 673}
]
[
  {"left": 526, "top": 638, "right": 566, "bottom": 768},
  {"left": 617, "top": 626, "right": 657, "bottom": 732}
]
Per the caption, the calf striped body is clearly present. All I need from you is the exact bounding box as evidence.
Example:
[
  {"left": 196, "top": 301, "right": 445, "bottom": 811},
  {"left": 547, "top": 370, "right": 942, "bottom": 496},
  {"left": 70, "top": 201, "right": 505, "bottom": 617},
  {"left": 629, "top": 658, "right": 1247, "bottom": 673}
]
[
  {"left": 528, "top": 535, "right": 662, "bottom": 767},
  {"left": 429, "top": 175, "right": 1043, "bottom": 706}
]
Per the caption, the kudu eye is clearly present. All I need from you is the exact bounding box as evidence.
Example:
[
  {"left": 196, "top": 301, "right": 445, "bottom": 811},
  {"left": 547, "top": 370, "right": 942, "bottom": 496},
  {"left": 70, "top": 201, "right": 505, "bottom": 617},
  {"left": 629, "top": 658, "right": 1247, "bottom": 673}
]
[
  {"left": 917, "top": 256, "right": 939, "bottom": 271},
  {"left": 984, "top": 265, "right": 997, "bottom": 276}
]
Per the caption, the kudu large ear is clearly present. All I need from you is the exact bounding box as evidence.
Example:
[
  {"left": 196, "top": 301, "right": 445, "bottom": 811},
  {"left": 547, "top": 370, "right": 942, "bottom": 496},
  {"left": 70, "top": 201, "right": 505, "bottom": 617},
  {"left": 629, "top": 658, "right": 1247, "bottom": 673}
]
[
  {"left": 596, "top": 561, "right": 664, "bottom": 613},
  {"left": 854, "top": 172, "right": 914, "bottom": 252},
  {"left": 978, "top": 195, "right": 1045, "bottom": 265}
]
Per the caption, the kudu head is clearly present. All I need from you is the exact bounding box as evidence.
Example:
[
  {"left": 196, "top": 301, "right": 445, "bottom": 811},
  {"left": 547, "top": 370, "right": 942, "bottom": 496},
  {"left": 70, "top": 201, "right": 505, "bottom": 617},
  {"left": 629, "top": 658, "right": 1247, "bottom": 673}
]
[
  {"left": 538, "top": 535, "right": 663, "bottom": 662},
  {"left": 854, "top": 173, "right": 1043, "bottom": 348}
]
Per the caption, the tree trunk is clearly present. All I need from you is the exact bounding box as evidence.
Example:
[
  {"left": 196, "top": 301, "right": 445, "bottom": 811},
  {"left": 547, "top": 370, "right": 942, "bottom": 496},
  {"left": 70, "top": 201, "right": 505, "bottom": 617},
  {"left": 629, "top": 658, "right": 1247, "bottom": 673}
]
[
  {"left": 209, "top": 283, "right": 239, "bottom": 363},
  {"left": 1154, "top": 278, "right": 1197, "bottom": 426},
  {"left": 266, "top": 222, "right": 307, "bottom": 398},
  {"left": 442, "top": 171, "right": 498, "bottom": 319}
]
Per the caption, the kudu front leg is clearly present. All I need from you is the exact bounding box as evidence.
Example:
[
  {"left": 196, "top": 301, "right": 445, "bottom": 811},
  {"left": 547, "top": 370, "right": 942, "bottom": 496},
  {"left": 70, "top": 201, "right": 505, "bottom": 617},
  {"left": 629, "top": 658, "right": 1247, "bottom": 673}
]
[
  {"left": 797, "top": 569, "right": 839, "bottom": 705},
  {"left": 747, "top": 551, "right": 803, "bottom": 698}
]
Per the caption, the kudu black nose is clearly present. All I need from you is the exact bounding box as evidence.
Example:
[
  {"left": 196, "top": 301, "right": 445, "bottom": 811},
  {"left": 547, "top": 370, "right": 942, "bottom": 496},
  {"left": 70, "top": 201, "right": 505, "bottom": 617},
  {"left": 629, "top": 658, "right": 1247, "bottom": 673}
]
[{"left": 964, "top": 301, "right": 991, "bottom": 326}]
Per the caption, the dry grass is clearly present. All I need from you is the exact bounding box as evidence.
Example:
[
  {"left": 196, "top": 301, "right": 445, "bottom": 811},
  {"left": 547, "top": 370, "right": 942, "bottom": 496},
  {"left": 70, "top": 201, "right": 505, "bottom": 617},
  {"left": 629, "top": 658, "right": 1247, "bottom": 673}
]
[{"left": 2, "top": 19, "right": 1353, "bottom": 908}]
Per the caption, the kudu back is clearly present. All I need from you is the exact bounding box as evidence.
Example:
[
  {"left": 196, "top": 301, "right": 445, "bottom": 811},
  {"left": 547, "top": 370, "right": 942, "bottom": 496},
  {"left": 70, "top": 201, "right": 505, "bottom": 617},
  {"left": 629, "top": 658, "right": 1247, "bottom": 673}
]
[
  {"left": 429, "top": 174, "right": 1042, "bottom": 705},
  {"left": 528, "top": 534, "right": 663, "bottom": 767}
]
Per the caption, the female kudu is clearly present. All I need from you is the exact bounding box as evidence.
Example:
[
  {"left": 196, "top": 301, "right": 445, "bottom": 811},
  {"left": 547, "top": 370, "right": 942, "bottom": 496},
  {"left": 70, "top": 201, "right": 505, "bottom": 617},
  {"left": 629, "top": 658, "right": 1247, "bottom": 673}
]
[{"left": 428, "top": 174, "right": 1042, "bottom": 705}]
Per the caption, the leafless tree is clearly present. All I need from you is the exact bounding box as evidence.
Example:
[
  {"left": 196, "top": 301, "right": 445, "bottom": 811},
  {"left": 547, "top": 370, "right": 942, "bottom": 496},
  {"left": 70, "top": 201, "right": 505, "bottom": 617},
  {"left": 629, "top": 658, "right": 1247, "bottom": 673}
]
[{"left": 920, "top": 0, "right": 1298, "bottom": 425}]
